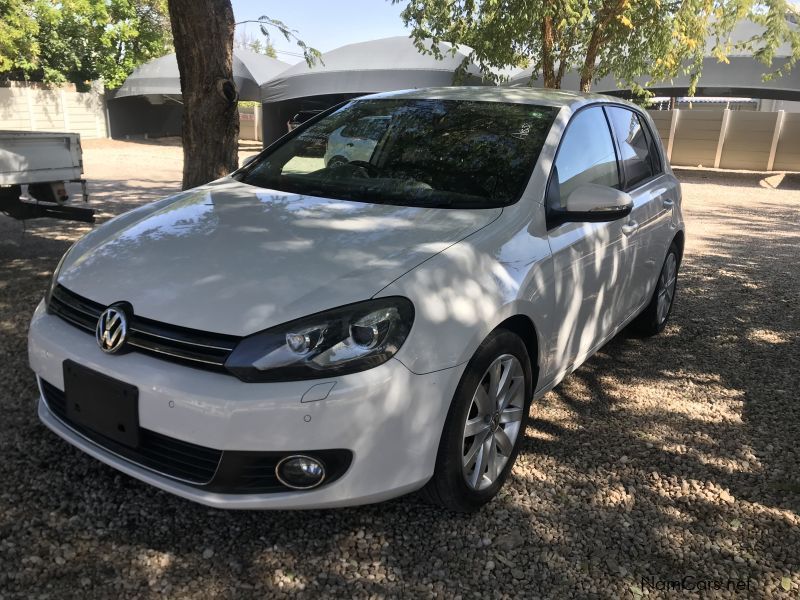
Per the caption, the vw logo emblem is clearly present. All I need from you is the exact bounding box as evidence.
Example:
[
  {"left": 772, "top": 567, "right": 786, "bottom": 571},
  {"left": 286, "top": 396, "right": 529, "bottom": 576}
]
[{"left": 96, "top": 306, "right": 128, "bottom": 354}]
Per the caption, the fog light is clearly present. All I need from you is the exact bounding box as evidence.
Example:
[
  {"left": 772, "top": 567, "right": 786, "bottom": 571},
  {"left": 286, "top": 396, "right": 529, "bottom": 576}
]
[{"left": 275, "top": 455, "right": 326, "bottom": 489}]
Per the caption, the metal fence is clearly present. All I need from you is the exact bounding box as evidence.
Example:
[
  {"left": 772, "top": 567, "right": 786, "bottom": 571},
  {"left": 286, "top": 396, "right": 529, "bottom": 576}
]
[{"left": 648, "top": 109, "right": 800, "bottom": 172}]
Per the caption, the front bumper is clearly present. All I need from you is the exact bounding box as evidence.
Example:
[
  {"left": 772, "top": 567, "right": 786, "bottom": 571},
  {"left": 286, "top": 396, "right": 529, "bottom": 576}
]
[{"left": 29, "top": 302, "right": 465, "bottom": 509}]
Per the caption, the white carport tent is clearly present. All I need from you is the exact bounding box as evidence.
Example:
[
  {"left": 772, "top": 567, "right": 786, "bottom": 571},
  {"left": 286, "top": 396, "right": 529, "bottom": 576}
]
[
  {"left": 259, "top": 36, "right": 488, "bottom": 146},
  {"left": 506, "top": 56, "right": 800, "bottom": 102},
  {"left": 115, "top": 49, "right": 290, "bottom": 101},
  {"left": 109, "top": 50, "right": 289, "bottom": 139}
]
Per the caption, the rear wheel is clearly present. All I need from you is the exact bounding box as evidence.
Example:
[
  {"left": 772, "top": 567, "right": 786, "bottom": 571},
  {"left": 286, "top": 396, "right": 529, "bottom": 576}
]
[
  {"left": 424, "top": 329, "right": 532, "bottom": 512},
  {"left": 631, "top": 242, "right": 680, "bottom": 336}
]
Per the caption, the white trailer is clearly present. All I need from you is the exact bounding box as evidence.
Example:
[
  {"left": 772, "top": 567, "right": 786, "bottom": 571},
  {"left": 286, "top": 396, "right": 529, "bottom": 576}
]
[{"left": 0, "top": 130, "right": 94, "bottom": 223}]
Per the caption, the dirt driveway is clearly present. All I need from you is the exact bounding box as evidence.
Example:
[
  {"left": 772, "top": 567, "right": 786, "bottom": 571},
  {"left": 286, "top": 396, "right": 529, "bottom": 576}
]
[{"left": 0, "top": 140, "right": 798, "bottom": 598}]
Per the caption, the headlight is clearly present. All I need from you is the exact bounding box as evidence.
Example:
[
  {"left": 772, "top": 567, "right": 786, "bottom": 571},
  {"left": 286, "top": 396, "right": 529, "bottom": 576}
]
[
  {"left": 44, "top": 247, "right": 72, "bottom": 306},
  {"left": 225, "top": 297, "right": 414, "bottom": 382}
]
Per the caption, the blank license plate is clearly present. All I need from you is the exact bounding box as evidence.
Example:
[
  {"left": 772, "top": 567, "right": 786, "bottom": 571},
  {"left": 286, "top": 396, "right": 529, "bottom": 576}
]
[{"left": 63, "top": 360, "right": 140, "bottom": 447}]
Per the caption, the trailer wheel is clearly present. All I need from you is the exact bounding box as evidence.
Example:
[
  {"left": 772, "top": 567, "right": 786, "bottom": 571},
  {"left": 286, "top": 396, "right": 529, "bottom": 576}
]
[{"left": 29, "top": 183, "right": 69, "bottom": 205}]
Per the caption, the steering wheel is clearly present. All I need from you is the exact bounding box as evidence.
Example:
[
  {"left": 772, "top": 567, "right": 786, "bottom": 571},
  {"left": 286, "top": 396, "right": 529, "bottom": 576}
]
[{"left": 347, "top": 160, "right": 380, "bottom": 178}]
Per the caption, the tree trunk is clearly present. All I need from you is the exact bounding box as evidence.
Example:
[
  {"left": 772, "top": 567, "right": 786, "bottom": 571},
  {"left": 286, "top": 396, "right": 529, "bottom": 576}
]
[
  {"left": 168, "top": 0, "right": 238, "bottom": 190},
  {"left": 580, "top": 0, "right": 626, "bottom": 92},
  {"left": 540, "top": 15, "right": 559, "bottom": 88},
  {"left": 579, "top": 38, "right": 599, "bottom": 92},
  {"left": 580, "top": 21, "right": 606, "bottom": 92}
]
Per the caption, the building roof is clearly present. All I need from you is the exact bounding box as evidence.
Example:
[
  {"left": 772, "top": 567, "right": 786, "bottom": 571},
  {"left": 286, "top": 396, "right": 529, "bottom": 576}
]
[{"left": 708, "top": 18, "right": 795, "bottom": 57}]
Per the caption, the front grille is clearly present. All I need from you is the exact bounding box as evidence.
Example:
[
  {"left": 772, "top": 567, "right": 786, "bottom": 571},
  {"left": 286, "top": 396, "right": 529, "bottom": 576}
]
[
  {"left": 48, "top": 285, "right": 239, "bottom": 372},
  {"left": 40, "top": 379, "right": 353, "bottom": 494},
  {"left": 41, "top": 379, "right": 222, "bottom": 484}
]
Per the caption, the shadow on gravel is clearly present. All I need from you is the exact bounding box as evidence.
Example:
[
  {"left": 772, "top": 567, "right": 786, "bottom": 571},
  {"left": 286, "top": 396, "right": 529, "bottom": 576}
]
[
  {"left": 520, "top": 173, "right": 800, "bottom": 594},
  {"left": 674, "top": 168, "right": 800, "bottom": 191},
  {"left": 1, "top": 169, "right": 798, "bottom": 598},
  {"left": 104, "top": 136, "right": 183, "bottom": 148}
]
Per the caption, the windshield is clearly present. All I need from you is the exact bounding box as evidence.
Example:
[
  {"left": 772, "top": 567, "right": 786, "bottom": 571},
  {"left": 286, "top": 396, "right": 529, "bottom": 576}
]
[{"left": 235, "top": 99, "right": 558, "bottom": 209}]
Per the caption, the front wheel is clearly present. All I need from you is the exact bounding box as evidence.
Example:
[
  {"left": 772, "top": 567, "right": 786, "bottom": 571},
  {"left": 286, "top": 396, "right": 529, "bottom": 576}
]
[
  {"left": 424, "top": 329, "right": 532, "bottom": 512},
  {"left": 630, "top": 242, "right": 680, "bottom": 336}
]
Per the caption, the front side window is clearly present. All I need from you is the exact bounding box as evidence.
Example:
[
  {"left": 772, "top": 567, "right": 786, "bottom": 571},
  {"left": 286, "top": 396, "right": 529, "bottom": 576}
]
[
  {"left": 605, "top": 106, "right": 656, "bottom": 189},
  {"left": 236, "top": 99, "right": 558, "bottom": 209},
  {"left": 549, "top": 106, "right": 619, "bottom": 209}
]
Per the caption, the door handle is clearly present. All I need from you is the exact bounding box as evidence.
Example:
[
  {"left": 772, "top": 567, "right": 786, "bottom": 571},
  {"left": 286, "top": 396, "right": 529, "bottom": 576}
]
[
  {"left": 622, "top": 220, "right": 639, "bottom": 236},
  {"left": 662, "top": 198, "right": 674, "bottom": 208}
]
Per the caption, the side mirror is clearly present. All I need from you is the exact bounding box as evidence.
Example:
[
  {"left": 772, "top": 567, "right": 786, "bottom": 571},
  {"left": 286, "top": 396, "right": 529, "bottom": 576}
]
[{"left": 550, "top": 184, "right": 633, "bottom": 225}]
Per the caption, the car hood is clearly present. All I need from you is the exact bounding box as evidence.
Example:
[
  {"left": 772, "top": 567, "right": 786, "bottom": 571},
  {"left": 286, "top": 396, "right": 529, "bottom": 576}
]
[{"left": 58, "top": 180, "right": 501, "bottom": 336}]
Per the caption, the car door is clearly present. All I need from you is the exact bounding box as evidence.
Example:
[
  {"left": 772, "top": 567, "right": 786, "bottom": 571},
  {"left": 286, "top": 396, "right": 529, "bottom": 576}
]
[
  {"left": 604, "top": 106, "right": 674, "bottom": 314},
  {"left": 544, "top": 106, "right": 638, "bottom": 375}
]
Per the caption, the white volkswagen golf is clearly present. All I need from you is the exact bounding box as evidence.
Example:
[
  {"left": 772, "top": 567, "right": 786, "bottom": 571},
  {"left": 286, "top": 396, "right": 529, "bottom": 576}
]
[{"left": 29, "top": 88, "right": 684, "bottom": 512}]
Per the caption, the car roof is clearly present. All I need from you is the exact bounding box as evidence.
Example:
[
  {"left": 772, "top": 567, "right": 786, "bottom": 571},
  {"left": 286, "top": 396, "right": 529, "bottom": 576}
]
[{"left": 359, "top": 86, "right": 637, "bottom": 111}]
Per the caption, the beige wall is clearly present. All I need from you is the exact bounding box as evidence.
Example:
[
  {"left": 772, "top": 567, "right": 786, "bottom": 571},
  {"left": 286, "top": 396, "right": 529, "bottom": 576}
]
[
  {"left": 0, "top": 83, "right": 108, "bottom": 139},
  {"left": 773, "top": 113, "right": 800, "bottom": 172},
  {"left": 672, "top": 110, "right": 725, "bottom": 168},
  {"left": 238, "top": 104, "right": 262, "bottom": 141},
  {"left": 719, "top": 111, "right": 776, "bottom": 171},
  {"left": 648, "top": 109, "right": 800, "bottom": 172}
]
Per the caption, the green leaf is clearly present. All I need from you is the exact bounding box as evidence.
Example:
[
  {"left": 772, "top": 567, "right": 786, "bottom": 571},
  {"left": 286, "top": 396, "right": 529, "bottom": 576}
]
[
  {"left": 2, "top": 0, "right": 172, "bottom": 88},
  {"left": 781, "top": 577, "right": 792, "bottom": 591},
  {"left": 397, "top": 0, "right": 800, "bottom": 92}
]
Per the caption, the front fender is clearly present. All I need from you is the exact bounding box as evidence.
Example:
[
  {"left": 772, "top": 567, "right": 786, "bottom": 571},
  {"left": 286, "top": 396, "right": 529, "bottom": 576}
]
[{"left": 377, "top": 217, "right": 554, "bottom": 381}]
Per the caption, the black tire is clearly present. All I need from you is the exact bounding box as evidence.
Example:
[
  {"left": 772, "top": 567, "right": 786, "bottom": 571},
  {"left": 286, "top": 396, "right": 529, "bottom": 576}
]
[
  {"left": 630, "top": 241, "right": 680, "bottom": 336},
  {"left": 28, "top": 183, "right": 58, "bottom": 204},
  {"left": 0, "top": 184, "right": 21, "bottom": 204},
  {"left": 423, "top": 328, "right": 533, "bottom": 512},
  {"left": 0, "top": 185, "right": 22, "bottom": 217}
]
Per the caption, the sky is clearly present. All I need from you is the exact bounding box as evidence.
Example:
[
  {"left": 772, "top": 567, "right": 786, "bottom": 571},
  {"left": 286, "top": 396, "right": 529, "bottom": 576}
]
[{"left": 231, "top": 0, "right": 410, "bottom": 64}]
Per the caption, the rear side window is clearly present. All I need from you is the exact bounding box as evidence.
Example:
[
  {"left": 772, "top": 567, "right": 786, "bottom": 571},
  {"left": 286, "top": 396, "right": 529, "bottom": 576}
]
[
  {"left": 605, "top": 107, "right": 658, "bottom": 189},
  {"left": 549, "top": 106, "right": 619, "bottom": 209},
  {"left": 639, "top": 114, "right": 663, "bottom": 175}
]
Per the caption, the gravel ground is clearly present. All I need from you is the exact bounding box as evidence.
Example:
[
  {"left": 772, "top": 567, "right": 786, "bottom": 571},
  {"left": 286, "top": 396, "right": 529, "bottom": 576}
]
[{"left": 1, "top": 140, "right": 798, "bottom": 599}]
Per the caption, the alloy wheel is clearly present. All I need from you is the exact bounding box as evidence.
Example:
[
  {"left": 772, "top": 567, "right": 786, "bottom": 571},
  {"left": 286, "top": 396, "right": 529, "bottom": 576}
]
[
  {"left": 657, "top": 252, "right": 678, "bottom": 324},
  {"left": 462, "top": 354, "right": 525, "bottom": 490}
]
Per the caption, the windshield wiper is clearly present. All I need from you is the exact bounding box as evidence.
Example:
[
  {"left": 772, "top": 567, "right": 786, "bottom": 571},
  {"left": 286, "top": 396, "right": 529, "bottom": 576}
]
[{"left": 405, "top": 197, "right": 453, "bottom": 207}]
